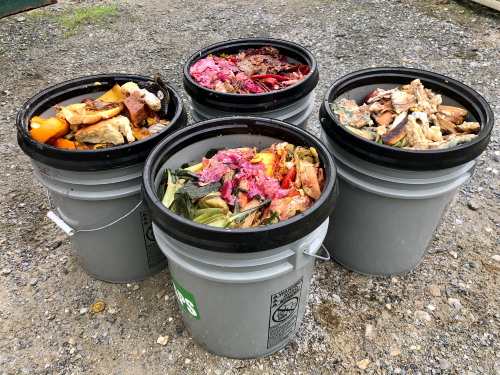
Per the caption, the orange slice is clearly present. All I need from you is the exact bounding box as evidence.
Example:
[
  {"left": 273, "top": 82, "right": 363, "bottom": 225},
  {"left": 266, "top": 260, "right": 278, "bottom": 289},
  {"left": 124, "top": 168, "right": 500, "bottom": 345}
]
[
  {"left": 53, "top": 138, "right": 76, "bottom": 150},
  {"left": 29, "top": 116, "right": 70, "bottom": 144}
]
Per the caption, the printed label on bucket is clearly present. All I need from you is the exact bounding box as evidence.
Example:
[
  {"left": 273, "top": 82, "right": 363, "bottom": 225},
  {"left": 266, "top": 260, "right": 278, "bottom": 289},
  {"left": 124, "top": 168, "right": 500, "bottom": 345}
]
[
  {"left": 140, "top": 212, "right": 167, "bottom": 269},
  {"left": 267, "top": 277, "right": 303, "bottom": 349},
  {"left": 172, "top": 276, "right": 201, "bottom": 321}
]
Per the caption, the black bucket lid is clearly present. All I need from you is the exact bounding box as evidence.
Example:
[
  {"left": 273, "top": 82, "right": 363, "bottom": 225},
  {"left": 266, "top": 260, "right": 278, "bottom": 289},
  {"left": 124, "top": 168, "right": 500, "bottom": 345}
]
[
  {"left": 320, "top": 67, "right": 494, "bottom": 171},
  {"left": 183, "top": 38, "right": 319, "bottom": 113},
  {"left": 17, "top": 74, "right": 188, "bottom": 172},
  {"left": 142, "top": 117, "right": 338, "bottom": 253}
]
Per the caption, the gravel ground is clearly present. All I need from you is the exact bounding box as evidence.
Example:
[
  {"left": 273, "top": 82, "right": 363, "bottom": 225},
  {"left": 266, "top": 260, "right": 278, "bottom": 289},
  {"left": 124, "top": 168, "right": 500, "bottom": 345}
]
[{"left": 1, "top": 0, "right": 500, "bottom": 374}]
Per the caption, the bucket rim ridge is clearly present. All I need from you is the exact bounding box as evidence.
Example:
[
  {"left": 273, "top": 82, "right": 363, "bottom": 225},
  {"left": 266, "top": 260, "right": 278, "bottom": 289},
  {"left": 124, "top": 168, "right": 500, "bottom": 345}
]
[
  {"left": 142, "top": 116, "right": 338, "bottom": 253},
  {"left": 319, "top": 67, "right": 494, "bottom": 171}
]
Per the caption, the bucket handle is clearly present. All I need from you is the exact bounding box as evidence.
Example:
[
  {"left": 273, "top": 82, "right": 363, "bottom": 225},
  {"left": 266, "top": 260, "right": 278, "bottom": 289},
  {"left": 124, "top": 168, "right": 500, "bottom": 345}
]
[
  {"left": 303, "top": 244, "right": 330, "bottom": 261},
  {"left": 44, "top": 189, "right": 143, "bottom": 236}
]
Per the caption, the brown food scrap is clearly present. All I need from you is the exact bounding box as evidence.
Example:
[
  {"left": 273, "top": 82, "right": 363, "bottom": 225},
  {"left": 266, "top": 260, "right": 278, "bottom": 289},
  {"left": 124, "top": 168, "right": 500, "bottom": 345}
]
[
  {"left": 437, "top": 105, "right": 467, "bottom": 125},
  {"left": 457, "top": 122, "right": 481, "bottom": 133},
  {"left": 390, "top": 91, "right": 416, "bottom": 112},
  {"left": 346, "top": 125, "right": 374, "bottom": 141},
  {"left": 436, "top": 113, "right": 460, "bottom": 134},
  {"left": 406, "top": 115, "right": 428, "bottom": 150},
  {"left": 331, "top": 98, "right": 373, "bottom": 128},
  {"left": 123, "top": 91, "right": 148, "bottom": 126},
  {"left": 381, "top": 112, "right": 408, "bottom": 145}
]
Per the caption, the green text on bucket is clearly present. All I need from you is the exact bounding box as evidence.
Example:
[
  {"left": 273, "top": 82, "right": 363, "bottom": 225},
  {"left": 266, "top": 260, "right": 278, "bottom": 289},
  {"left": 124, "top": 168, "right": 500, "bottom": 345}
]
[{"left": 172, "top": 276, "right": 201, "bottom": 320}]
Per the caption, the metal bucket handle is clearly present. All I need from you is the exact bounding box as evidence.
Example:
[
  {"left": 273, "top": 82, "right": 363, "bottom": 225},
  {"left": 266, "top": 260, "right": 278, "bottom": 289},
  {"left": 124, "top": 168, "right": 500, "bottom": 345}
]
[
  {"left": 44, "top": 189, "right": 142, "bottom": 236},
  {"left": 303, "top": 244, "right": 330, "bottom": 261}
]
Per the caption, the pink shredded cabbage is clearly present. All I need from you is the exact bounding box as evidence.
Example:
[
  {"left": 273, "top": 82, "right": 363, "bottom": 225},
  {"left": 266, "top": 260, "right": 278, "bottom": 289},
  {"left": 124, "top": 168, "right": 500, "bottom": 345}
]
[{"left": 198, "top": 148, "right": 289, "bottom": 204}]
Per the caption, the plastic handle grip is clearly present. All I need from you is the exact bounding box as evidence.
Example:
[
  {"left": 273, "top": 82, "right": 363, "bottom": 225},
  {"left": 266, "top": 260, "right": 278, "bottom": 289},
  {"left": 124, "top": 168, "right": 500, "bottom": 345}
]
[{"left": 47, "top": 211, "right": 75, "bottom": 236}]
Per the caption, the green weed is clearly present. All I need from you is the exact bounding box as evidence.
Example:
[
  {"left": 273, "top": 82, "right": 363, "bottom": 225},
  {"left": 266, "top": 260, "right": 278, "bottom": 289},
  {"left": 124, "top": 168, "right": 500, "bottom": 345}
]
[{"left": 58, "top": 5, "right": 120, "bottom": 31}]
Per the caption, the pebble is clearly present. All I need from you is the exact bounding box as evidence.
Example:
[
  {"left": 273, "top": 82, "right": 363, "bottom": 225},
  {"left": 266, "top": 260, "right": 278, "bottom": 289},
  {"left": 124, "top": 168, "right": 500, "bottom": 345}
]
[
  {"left": 12, "top": 286, "right": 19, "bottom": 292},
  {"left": 449, "top": 251, "right": 458, "bottom": 259},
  {"left": 107, "top": 308, "right": 117, "bottom": 314},
  {"left": 356, "top": 358, "right": 370, "bottom": 370},
  {"left": 467, "top": 200, "right": 480, "bottom": 210},
  {"left": 470, "top": 261, "right": 476, "bottom": 268},
  {"left": 156, "top": 335, "right": 168, "bottom": 346},
  {"left": 439, "top": 358, "right": 451, "bottom": 370},
  {"left": 427, "top": 305, "right": 435, "bottom": 311},
  {"left": 185, "top": 358, "right": 191, "bottom": 364},
  {"left": 454, "top": 301, "right": 463, "bottom": 310},
  {"left": 157, "top": 290, "right": 166, "bottom": 299},
  {"left": 492, "top": 255, "right": 500, "bottom": 262},
  {"left": 391, "top": 277, "right": 398, "bottom": 283},
  {"left": 428, "top": 284, "right": 441, "bottom": 296},
  {"left": 2, "top": 268, "right": 12, "bottom": 276},
  {"left": 385, "top": 303, "right": 392, "bottom": 310},
  {"left": 365, "top": 324, "right": 375, "bottom": 338},
  {"left": 80, "top": 307, "right": 89, "bottom": 315},
  {"left": 390, "top": 346, "right": 401, "bottom": 356},
  {"left": 68, "top": 338, "right": 76, "bottom": 345},
  {"left": 455, "top": 218, "right": 463, "bottom": 225},
  {"left": 414, "top": 311, "right": 431, "bottom": 321},
  {"left": 17, "top": 17, "right": 25, "bottom": 22},
  {"left": 29, "top": 278, "right": 38, "bottom": 286},
  {"left": 133, "top": 285, "right": 140, "bottom": 291}
]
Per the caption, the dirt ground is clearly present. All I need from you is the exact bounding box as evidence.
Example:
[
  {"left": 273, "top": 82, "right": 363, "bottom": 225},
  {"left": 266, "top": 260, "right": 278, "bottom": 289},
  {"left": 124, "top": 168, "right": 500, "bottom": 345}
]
[{"left": 1, "top": 0, "right": 500, "bottom": 374}]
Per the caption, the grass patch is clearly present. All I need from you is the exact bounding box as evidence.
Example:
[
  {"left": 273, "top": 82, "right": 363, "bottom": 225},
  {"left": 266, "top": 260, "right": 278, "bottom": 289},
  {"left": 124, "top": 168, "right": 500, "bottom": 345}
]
[
  {"left": 59, "top": 5, "right": 120, "bottom": 31},
  {"left": 28, "top": 10, "right": 51, "bottom": 19}
]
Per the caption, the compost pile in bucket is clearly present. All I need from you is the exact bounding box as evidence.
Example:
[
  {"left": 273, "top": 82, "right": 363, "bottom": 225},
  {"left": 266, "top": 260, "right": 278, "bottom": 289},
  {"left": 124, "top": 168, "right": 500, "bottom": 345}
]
[
  {"left": 189, "top": 46, "right": 309, "bottom": 94},
  {"left": 331, "top": 78, "right": 481, "bottom": 150},
  {"left": 28, "top": 76, "right": 172, "bottom": 150},
  {"left": 157, "top": 142, "right": 324, "bottom": 228}
]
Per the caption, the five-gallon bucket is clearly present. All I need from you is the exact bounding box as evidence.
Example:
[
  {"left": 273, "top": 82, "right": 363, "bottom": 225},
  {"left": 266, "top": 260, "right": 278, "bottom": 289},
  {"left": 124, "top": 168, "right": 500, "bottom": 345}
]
[
  {"left": 142, "top": 117, "right": 338, "bottom": 358},
  {"left": 17, "top": 74, "right": 188, "bottom": 283},
  {"left": 183, "top": 38, "right": 319, "bottom": 130},
  {"left": 319, "top": 68, "right": 494, "bottom": 277}
]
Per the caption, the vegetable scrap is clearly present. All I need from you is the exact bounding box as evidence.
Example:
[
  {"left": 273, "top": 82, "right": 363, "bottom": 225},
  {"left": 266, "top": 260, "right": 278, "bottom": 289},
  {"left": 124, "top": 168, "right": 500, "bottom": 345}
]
[
  {"left": 331, "top": 79, "right": 481, "bottom": 150},
  {"left": 28, "top": 76, "right": 171, "bottom": 150},
  {"left": 158, "top": 143, "right": 325, "bottom": 228},
  {"left": 189, "top": 46, "right": 309, "bottom": 94}
]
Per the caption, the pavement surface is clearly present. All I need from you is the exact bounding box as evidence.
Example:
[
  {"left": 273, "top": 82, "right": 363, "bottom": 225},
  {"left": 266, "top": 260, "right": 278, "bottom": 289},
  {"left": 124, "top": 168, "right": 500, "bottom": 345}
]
[{"left": 1, "top": 0, "right": 500, "bottom": 374}]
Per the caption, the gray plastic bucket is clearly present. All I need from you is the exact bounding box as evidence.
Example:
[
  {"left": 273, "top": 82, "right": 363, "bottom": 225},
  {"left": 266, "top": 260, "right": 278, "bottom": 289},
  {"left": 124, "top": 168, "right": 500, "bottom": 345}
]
[
  {"left": 183, "top": 38, "right": 319, "bottom": 130},
  {"left": 189, "top": 91, "right": 315, "bottom": 130},
  {"left": 154, "top": 220, "right": 328, "bottom": 358},
  {"left": 321, "top": 132, "right": 476, "bottom": 277},
  {"left": 142, "top": 117, "right": 338, "bottom": 358},
  {"left": 318, "top": 68, "right": 494, "bottom": 277},
  {"left": 17, "top": 74, "right": 188, "bottom": 283},
  {"left": 32, "top": 160, "right": 168, "bottom": 283}
]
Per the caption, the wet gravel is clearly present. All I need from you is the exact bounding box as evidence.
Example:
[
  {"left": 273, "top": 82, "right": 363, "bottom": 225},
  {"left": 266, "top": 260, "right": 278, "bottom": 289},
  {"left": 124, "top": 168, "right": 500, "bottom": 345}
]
[{"left": 1, "top": 0, "right": 500, "bottom": 374}]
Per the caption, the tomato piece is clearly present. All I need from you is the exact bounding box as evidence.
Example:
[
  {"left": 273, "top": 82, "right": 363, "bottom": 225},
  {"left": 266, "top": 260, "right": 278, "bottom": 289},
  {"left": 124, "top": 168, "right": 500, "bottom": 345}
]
[
  {"left": 230, "top": 57, "right": 238, "bottom": 63},
  {"left": 281, "top": 167, "right": 296, "bottom": 189}
]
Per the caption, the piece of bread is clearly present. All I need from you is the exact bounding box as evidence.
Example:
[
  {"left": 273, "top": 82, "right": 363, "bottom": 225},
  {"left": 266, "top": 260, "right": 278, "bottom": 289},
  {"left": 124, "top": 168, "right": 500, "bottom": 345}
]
[
  {"left": 83, "top": 103, "right": 123, "bottom": 125},
  {"left": 75, "top": 116, "right": 135, "bottom": 145}
]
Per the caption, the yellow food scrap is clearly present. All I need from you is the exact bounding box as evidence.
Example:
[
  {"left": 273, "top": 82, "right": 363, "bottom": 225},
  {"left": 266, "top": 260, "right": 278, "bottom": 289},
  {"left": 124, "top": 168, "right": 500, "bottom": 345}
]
[
  {"left": 97, "top": 84, "right": 126, "bottom": 103},
  {"left": 252, "top": 152, "right": 278, "bottom": 176}
]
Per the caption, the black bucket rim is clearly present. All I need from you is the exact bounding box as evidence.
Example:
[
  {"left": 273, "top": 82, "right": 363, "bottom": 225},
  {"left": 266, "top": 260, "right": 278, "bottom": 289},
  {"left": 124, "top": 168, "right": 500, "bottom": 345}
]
[
  {"left": 182, "top": 37, "right": 319, "bottom": 113},
  {"left": 320, "top": 67, "right": 494, "bottom": 171},
  {"left": 17, "top": 74, "right": 187, "bottom": 172},
  {"left": 142, "top": 116, "right": 338, "bottom": 253}
]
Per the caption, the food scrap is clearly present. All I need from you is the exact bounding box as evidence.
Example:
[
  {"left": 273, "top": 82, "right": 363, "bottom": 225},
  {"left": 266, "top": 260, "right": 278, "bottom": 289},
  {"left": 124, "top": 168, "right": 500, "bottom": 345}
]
[
  {"left": 332, "top": 79, "right": 481, "bottom": 150},
  {"left": 190, "top": 46, "right": 309, "bottom": 94},
  {"left": 158, "top": 143, "right": 325, "bottom": 228},
  {"left": 28, "top": 76, "right": 171, "bottom": 150}
]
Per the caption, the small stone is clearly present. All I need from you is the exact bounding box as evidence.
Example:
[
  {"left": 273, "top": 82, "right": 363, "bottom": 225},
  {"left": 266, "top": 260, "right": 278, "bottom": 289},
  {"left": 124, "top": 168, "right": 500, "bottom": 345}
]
[
  {"left": 133, "top": 285, "right": 140, "bottom": 291},
  {"left": 356, "top": 359, "right": 370, "bottom": 370},
  {"left": 455, "top": 218, "right": 462, "bottom": 225},
  {"left": 47, "top": 314, "right": 55, "bottom": 321},
  {"left": 390, "top": 346, "right": 401, "bottom": 356},
  {"left": 449, "top": 251, "right": 458, "bottom": 259},
  {"left": 185, "top": 358, "right": 191, "bottom": 364},
  {"left": 29, "top": 278, "right": 38, "bottom": 286},
  {"left": 414, "top": 311, "right": 431, "bottom": 321},
  {"left": 385, "top": 303, "right": 392, "bottom": 310},
  {"left": 17, "top": 16, "right": 25, "bottom": 22},
  {"left": 68, "top": 338, "right": 76, "bottom": 346},
  {"left": 454, "top": 301, "right": 463, "bottom": 310},
  {"left": 428, "top": 284, "right": 441, "bottom": 296},
  {"left": 12, "top": 286, "right": 19, "bottom": 292},
  {"left": 2, "top": 268, "right": 12, "bottom": 276},
  {"left": 107, "top": 308, "right": 117, "bottom": 315},
  {"left": 76, "top": 344, "right": 82, "bottom": 351},
  {"left": 427, "top": 305, "right": 435, "bottom": 311},
  {"left": 391, "top": 277, "right": 398, "bottom": 283},
  {"left": 470, "top": 262, "right": 476, "bottom": 268},
  {"left": 80, "top": 307, "right": 89, "bottom": 315},
  {"left": 467, "top": 200, "right": 480, "bottom": 210},
  {"left": 50, "top": 241, "right": 60, "bottom": 250},
  {"left": 492, "top": 255, "right": 500, "bottom": 262},
  {"left": 164, "top": 295, "right": 169, "bottom": 301},
  {"left": 70, "top": 347, "right": 76, "bottom": 354},
  {"left": 365, "top": 324, "right": 375, "bottom": 338},
  {"left": 447, "top": 298, "right": 459, "bottom": 306},
  {"left": 156, "top": 335, "right": 168, "bottom": 346},
  {"left": 157, "top": 290, "right": 166, "bottom": 299},
  {"left": 130, "top": 350, "right": 137, "bottom": 355},
  {"left": 291, "top": 341, "right": 299, "bottom": 350},
  {"left": 439, "top": 358, "right": 451, "bottom": 370},
  {"left": 62, "top": 268, "right": 68, "bottom": 275}
]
